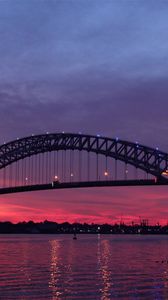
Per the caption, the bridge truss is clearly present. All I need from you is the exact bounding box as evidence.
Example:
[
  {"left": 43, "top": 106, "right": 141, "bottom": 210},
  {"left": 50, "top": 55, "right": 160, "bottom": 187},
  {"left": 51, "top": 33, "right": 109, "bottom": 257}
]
[{"left": 0, "top": 132, "right": 167, "bottom": 194}]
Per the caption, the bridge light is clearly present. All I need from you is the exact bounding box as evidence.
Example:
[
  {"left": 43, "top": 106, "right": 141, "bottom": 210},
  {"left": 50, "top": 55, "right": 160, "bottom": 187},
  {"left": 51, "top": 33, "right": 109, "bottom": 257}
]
[
  {"left": 54, "top": 175, "right": 58, "bottom": 180},
  {"left": 104, "top": 171, "right": 108, "bottom": 176},
  {"left": 116, "top": 137, "right": 119, "bottom": 141},
  {"left": 162, "top": 170, "right": 168, "bottom": 176},
  {"left": 62, "top": 131, "right": 64, "bottom": 133},
  {"left": 97, "top": 134, "right": 100, "bottom": 137},
  {"left": 156, "top": 147, "right": 159, "bottom": 150},
  {"left": 70, "top": 173, "right": 74, "bottom": 177},
  {"left": 125, "top": 169, "right": 128, "bottom": 174},
  {"left": 46, "top": 132, "right": 49, "bottom": 134}
]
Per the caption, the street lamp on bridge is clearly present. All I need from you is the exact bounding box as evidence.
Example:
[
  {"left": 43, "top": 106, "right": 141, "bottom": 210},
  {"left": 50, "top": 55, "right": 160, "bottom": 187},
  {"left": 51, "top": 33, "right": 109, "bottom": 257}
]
[{"left": 104, "top": 171, "right": 108, "bottom": 180}]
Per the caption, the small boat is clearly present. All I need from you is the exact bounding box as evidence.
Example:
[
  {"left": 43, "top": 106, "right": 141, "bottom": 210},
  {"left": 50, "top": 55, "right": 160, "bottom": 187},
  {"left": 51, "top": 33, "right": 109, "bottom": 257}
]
[{"left": 73, "top": 233, "right": 77, "bottom": 240}]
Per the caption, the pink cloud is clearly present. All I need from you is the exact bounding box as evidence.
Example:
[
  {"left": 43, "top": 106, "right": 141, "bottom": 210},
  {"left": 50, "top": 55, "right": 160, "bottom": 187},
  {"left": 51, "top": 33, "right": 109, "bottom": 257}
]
[{"left": 0, "top": 186, "right": 167, "bottom": 225}]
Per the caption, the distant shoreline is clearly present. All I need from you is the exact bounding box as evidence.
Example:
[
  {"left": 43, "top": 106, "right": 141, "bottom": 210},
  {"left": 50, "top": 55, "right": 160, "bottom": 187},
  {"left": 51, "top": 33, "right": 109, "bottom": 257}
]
[
  {"left": 0, "top": 231, "right": 168, "bottom": 234},
  {"left": 0, "top": 220, "right": 167, "bottom": 234}
]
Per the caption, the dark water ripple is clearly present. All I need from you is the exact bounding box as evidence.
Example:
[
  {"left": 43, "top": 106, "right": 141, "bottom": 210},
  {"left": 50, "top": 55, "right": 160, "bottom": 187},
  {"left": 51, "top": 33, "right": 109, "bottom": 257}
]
[{"left": 0, "top": 234, "right": 168, "bottom": 299}]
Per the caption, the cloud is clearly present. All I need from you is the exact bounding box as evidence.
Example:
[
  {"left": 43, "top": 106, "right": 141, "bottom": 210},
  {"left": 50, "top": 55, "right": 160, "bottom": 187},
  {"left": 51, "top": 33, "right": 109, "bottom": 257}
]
[
  {"left": 0, "top": 74, "right": 168, "bottom": 151},
  {"left": 0, "top": 0, "right": 168, "bottom": 82},
  {"left": 0, "top": 186, "right": 167, "bottom": 224}
]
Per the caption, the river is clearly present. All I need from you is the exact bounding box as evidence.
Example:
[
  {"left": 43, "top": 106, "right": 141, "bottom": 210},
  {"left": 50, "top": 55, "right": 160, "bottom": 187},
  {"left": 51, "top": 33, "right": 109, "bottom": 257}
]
[{"left": 0, "top": 234, "right": 168, "bottom": 299}]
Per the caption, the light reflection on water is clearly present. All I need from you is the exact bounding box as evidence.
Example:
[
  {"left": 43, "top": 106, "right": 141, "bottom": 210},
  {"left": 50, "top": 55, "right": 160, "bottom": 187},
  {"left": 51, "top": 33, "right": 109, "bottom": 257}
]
[
  {"left": 97, "top": 236, "right": 112, "bottom": 299},
  {"left": 49, "top": 240, "right": 61, "bottom": 298},
  {"left": 0, "top": 235, "right": 168, "bottom": 299}
]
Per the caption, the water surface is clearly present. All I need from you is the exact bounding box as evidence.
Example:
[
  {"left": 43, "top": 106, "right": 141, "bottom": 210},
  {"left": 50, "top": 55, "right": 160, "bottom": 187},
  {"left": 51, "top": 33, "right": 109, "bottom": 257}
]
[{"left": 0, "top": 234, "right": 168, "bottom": 299}]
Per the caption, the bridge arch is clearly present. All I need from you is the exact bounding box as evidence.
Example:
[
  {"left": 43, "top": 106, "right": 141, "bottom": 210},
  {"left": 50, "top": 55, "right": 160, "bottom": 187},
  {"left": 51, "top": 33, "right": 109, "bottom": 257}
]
[{"left": 0, "top": 132, "right": 168, "bottom": 180}]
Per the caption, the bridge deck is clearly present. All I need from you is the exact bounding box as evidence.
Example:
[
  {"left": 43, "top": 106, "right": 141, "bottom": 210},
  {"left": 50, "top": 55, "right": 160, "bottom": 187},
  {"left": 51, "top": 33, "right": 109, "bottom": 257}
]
[{"left": 0, "top": 179, "right": 167, "bottom": 195}]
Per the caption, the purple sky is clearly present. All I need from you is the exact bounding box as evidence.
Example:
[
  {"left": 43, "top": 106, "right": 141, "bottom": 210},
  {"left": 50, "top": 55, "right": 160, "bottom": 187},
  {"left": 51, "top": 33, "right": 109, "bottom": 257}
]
[{"left": 0, "top": 0, "right": 168, "bottom": 224}]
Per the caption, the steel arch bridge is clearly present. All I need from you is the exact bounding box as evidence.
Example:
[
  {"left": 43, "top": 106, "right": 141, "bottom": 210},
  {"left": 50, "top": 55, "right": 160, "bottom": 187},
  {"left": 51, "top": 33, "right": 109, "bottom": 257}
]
[{"left": 0, "top": 132, "right": 168, "bottom": 194}]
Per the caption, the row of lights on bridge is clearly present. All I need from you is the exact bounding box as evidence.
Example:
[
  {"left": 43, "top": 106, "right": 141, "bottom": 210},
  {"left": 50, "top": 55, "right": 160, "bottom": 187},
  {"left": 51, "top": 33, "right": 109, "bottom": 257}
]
[
  {"left": 2, "top": 134, "right": 160, "bottom": 153},
  {"left": 23, "top": 171, "right": 112, "bottom": 184},
  {"left": 2, "top": 132, "right": 161, "bottom": 151}
]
